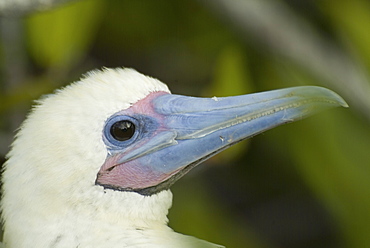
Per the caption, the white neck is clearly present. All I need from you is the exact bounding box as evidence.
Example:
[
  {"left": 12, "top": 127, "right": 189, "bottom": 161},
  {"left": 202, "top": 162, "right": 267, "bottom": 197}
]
[{"left": 2, "top": 183, "right": 174, "bottom": 247}]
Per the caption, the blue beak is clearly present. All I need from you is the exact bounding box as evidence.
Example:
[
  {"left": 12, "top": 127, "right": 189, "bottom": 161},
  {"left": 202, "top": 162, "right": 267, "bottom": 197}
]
[{"left": 96, "top": 86, "right": 347, "bottom": 195}]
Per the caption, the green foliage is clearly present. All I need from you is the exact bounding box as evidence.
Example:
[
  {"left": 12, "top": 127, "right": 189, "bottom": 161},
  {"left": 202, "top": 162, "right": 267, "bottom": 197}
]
[
  {"left": 209, "top": 44, "right": 254, "bottom": 96},
  {"left": 170, "top": 179, "right": 271, "bottom": 248},
  {"left": 26, "top": 0, "right": 105, "bottom": 69},
  {"left": 291, "top": 113, "right": 370, "bottom": 248},
  {"left": 320, "top": 0, "right": 370, "bottom": 70}
]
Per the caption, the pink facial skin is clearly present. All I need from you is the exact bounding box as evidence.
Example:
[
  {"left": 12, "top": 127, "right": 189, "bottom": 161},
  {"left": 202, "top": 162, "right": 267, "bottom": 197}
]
[{"left": 96, "top": 91, "right": 180, "bottom": 190}]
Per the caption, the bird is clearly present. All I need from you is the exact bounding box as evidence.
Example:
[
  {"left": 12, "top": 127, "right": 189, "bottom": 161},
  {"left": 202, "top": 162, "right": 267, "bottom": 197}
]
[{"left": 1, "top": 68, "right": 347, "bottom": 248}]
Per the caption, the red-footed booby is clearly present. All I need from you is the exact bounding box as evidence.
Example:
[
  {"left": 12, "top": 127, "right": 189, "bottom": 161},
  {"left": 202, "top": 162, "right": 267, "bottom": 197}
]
[{"left": 1, "top": 68, "right": 347, "bottom": 247}]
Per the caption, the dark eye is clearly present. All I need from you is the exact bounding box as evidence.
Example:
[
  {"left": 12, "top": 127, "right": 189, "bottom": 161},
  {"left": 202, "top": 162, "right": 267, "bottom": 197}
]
[{"left": 110, "top": 120, "right": 135, "bottom": 141}]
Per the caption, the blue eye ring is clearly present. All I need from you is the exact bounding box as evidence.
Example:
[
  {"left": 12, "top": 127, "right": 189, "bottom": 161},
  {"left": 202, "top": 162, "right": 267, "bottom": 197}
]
[{"left": 103, "top": 115, "right": 139, "bottom": 149}]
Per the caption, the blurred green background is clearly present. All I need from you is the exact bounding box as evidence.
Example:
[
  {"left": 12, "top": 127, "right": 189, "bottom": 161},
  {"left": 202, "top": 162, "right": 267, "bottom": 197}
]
[{"left": 1, "top": 0, "right": 370, "bottom": 247}]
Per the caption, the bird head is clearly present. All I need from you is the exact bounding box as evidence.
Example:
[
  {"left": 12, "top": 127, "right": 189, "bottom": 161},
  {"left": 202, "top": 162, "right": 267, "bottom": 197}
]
[{"left": 1, "top": 68, "right": 347, "bottom": 246}]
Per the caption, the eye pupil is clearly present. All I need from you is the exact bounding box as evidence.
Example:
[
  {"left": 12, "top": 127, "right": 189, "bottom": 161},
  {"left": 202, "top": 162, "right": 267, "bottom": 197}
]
[{"left": 110, "top": 120, "right": 135, "bottom": 141}]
